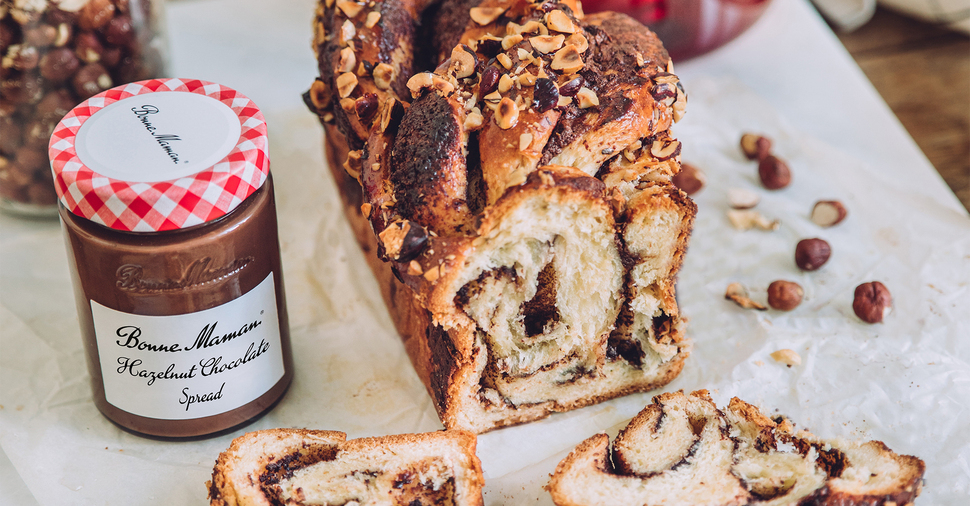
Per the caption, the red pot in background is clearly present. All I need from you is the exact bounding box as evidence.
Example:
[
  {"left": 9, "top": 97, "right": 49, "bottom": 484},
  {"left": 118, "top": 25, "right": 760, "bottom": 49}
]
[{"left": 583, "top": 0, "right": 772, "bottom": 61}]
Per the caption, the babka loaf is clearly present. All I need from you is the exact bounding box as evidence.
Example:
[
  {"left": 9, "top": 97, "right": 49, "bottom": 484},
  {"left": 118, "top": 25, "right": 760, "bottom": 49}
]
[
  {"left": 207, "top": 429, "right": 484, "bottom": 506},
  {"left": 547, "top": 390, "right": 926, "bottom": 506},
  {"left": 306, "top": 0, "right": 696, "bottom": 433}
]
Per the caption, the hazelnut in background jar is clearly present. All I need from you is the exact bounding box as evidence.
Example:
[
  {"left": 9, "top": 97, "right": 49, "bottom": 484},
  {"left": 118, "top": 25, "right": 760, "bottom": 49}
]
[
  {"left": 1, "top": 0, "right": 167, "bottom": 217},
  {"left": 49, "top": 79, "right": 293, "bottom": 438}
]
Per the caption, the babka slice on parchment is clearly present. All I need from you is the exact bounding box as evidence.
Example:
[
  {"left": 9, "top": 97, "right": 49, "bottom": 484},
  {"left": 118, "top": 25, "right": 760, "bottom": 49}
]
[
  {"left": 547, "top": 390, "right": 925, "bottom": 506},
  {"left": 207, "top": 429, "right": 484, "bottom": 506},
  {"left": 306, "top": 0, "right": 695, "bottom": 433}
]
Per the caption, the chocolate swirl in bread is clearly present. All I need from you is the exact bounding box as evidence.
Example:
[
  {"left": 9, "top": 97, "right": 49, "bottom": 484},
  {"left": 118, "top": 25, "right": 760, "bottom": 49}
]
[
  {"left": 307, "top": 0, "right": 695, "bottom": 433},
  {"left": 548, "top": 391, "right": 925, "bottom": 506}
]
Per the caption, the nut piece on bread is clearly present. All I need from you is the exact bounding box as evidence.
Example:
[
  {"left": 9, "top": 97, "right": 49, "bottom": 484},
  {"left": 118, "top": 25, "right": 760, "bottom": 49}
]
[
  {"left": 208, "top": 428, "right": 484, "bottom": 506},
  {"left": 548, "top": 390, "right": 925, "bottom": 506}
]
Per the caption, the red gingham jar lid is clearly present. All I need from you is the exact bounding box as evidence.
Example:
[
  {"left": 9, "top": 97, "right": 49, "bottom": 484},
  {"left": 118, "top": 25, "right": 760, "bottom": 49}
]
[{"left": 48, "top": 78, "right": 269, "bottom": 232}]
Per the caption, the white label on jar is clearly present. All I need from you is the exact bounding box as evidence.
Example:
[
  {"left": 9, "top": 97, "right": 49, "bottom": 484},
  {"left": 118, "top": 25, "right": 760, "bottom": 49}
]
[
  {"left": 90, "top": 273, "right": 284, "bottom": 420},
  {"left": 75, "top": 91, "right": 242, "bottom": 183}
]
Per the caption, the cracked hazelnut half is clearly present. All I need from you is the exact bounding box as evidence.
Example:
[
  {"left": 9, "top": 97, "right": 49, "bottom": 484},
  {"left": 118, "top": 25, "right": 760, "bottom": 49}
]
[
  {"left": 672, "top": 163, "right": 705, "bottom": 195},
  {"left": 811, "top": 200, "right": 848, "bottom": 227},
  {"left": 853, "top": 281, "right": 892, "bottom": 323},
  {"left": 740, "top": 133, "right": 772, "bottom": 161}
]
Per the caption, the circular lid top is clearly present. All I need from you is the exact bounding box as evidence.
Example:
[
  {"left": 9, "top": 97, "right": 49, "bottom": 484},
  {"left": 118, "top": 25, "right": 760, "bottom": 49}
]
[{"left": 49, "top": 78, "right": 270, "bottom": 232}]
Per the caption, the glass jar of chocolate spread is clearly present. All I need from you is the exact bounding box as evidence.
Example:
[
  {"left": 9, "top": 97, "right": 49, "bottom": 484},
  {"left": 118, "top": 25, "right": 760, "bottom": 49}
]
[{"left": 48, "top": 78, "right": 292, "bottom": 438}]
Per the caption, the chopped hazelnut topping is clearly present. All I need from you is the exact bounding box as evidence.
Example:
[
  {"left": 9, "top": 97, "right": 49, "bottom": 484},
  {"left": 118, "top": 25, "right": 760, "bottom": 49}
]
[
  {"left": 518, "top": 73, "right": 537, "bottom": 86},
  {"left": 336, "top": 72, "right": 358, "bottom": 98},
  {"left": 338, "top": 47, "right": 356, "bottom": 73},
  {"left": 530, "top": 34, "right": 565, "bottom": 54},
  {"left": 516, "top": 48, "right": 534, "bottom": 63},
  {"left": 545, "top": 10, "right": 577, "bottom": 33},
  {"left": 498, "top": 73, "right": 514, "bottom": 93},
  {"left": 450, "top": 44, "right": 477, "bottom": 79},
  {"left": 339, "top": 97, "right": 356, "bottom": 112},
  {"left": 360, "top": 202, "right": 372, "bottom": 217},
  {"left": 406, "top": 72, "right": 434, "bottom": 96},
  {"left": 464, "top": 108, "right": 484, "bottom": 129},
  {"left": 423, "top": 265, "right": 440, "bottom": 282},
  {"left": 551, "top": 45, "right": 583, "bottom": 73},
  {"left": 337, "top": 1, "right": 364, "bottom": 18},
  {"left": 469, "top": 6, "right": 506, "bottom": 25},
  {"left": 497, "top": 53, "right": 513, "bottom": 69},
  {"left": 496, "top": 97, "right": 519, "bottom": 129},
  {"left": 308, "top": 79, "right": 331, "bottom": 111},
  {"left": 339, "top": 19, "right": 355, "bottom": 46},
  {"left": 378, "top": 221, "right": 410, "bottom": 260},
  {"left": 407, "top": 260, "right": 423, "bottom": 276},
  {"left": 565, "top": 32, "right": 587, "bottom": 53},
  {"left": 314, "top": 21, "right": 327, "bottom": 47},
  {"left": 364, "top": 10, "right": 381, "bottom": 28},
  {"left": 519, "top": 132, "right": 533, "bottom": 151},
  {"left": 502, "top": 33, "right": 523, "bottom": 50},
  {"left": 373, "top": 63, "right": 395, "bottom": 90},
  {"left": 557, "top": 95, "right": 572, "bottom": 107},
  {"left": 576, "top": 86, "right": 598, "bottom": 108},
  {"left": 483, "top": 91, "right": 502, "bottom": 104}
]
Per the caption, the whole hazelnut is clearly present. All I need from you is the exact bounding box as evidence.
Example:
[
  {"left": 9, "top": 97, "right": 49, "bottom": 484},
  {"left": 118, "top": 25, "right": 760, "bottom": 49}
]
[
  {"left": 853, "top": 281, "right": 892, "bottom": 323},
  {"left": 39, "top": 47, "right": 81, "bottom": 82},
  {"left": 78, "top": 0, "right": 116, "bottom": 31},
  {"left": 72, "top": 63, "right": 112, "bottom": 99},
  {"left": 74, "top": 32, "right": 105, "bottom": 63},
  {"left": 740, "top": 133, "right": 772, "bottom": 160},
  {"left": 758, "top": 155, "right": 791, "bottom": 190},
  {"left": 767, "top": 280, "right": 803, "bottom": 310},
  {"left": 794, "top": 238, "right": 831, "bottom": 271},
  {"left": 104, "top": 15, "right": 134, "bottom": 46},
  {"left": 672, "top": 162, "right": 705, "bottom": 195}
]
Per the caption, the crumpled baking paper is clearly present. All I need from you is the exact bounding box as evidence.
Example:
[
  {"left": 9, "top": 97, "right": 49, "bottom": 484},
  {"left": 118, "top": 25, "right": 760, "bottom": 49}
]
[{"left": 1, "top": 74, "right": 968, "bottom": 505}]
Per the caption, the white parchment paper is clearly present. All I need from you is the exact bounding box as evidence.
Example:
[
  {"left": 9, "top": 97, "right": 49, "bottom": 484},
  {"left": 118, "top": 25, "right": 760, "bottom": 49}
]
[
  {"left": 1, "top": 0, "right": 968, "bottom": 499},
  {"left": 2, "top": 74, "right": 968, "bottom": 505}
]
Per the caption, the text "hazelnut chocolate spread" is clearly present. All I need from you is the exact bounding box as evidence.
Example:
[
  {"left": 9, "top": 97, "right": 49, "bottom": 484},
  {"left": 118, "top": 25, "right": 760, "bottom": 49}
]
[{"left": 49, "top": 79, "right": 293, "bottom": 438}]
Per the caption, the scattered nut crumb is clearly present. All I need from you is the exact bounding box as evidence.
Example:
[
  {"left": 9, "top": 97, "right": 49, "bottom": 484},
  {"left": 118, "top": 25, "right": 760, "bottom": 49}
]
[
  {"left": 727, "top": 209, "right": 779, "bottom": 231},
  {"left": 770, "top": 349, "right": 801, "bottom": 367},
  {"left": 725, "top": 282, "right": 767, "bottom": 310},
  {"left": 727, "top": 187, "right": 760, "bottom": 209}
]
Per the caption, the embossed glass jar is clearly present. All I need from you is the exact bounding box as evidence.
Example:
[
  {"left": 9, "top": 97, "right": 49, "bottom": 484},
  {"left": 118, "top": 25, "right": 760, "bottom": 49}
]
[
  {"left": 49, "top": 79, "right": 292, "bottom": 438},
  {"left": 1, "top": 0, "right": 168, "bottom": 217}
]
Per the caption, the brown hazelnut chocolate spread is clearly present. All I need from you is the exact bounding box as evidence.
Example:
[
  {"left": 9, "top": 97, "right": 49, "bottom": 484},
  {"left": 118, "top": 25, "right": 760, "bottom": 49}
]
[
  {"left": 50, "top": 79, "right": 292, "bottom": 438},
  {"left": 61, "top": 176, "right": 293, "bottom": 438}
]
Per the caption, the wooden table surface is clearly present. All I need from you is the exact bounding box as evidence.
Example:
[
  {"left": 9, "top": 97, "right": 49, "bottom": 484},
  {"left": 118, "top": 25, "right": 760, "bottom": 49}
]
[{"left": 833, "top": 7, "right": 970, "bottom": 212}]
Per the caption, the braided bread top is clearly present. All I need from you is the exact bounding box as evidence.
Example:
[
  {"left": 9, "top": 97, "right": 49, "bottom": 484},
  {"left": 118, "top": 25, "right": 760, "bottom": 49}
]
[{"left": 308, "top": 0, "right": 686, "bottom": 241}]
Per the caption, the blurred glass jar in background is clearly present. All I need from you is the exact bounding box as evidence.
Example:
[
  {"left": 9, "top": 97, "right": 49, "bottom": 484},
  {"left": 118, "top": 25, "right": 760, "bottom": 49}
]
[
  {"left": 584, "top": 0, "right": 772, "bottom": 61},
  {"left": 0, "top": 0, "right": 167, "bottom": 218}
]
